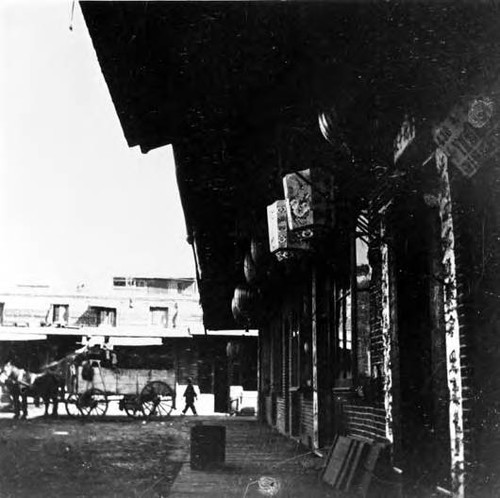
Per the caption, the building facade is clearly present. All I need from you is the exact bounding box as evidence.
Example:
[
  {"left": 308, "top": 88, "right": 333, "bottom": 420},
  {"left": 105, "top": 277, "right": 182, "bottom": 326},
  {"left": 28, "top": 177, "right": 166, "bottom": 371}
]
[
  {"left": 0, "top": 277, "right": 257, "bottom": 415},
  {"left": 79, "top": 3, "right": 500, "bottom": 496}
]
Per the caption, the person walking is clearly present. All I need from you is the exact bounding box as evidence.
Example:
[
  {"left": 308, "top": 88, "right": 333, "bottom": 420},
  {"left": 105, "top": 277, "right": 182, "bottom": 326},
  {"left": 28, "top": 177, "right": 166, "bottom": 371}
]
[{"left": 182, "top": 377, "right": 197, "bottom": 415}]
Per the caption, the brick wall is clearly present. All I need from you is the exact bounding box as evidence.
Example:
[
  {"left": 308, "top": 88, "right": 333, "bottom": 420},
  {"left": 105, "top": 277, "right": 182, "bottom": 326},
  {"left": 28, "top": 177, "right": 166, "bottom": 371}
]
[
  {"left": 343, "top": 403, "right": 387, "bottom": 441},
  {"left": 300, "top": 395, "right": 314, "bottom": 447},
  {"left": 276, "top": 397, "right": 286, "bottom": 434}
]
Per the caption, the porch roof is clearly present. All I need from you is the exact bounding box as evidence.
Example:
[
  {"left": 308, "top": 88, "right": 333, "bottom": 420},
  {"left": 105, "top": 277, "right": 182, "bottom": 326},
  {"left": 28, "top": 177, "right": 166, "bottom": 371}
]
[{"left": 80, "top": 1, "right": 500, "bottom": 330}]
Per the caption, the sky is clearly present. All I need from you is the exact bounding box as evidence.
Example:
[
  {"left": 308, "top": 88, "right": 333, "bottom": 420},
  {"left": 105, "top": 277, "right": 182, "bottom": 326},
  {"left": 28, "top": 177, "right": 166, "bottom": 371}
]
[{"left": 0, "top": 0, "right": 195, "bottom": 289}]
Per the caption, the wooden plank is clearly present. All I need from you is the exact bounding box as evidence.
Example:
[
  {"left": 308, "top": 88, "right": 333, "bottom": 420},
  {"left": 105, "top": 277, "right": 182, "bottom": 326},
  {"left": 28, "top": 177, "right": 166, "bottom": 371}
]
[
  {"left": 342, "top": 439, "right": 368, "bottom": 492},
  {"left": 322, "top": 435, "right": 353, "bottom": 488},
  {"left": 336, "top": 438, "right": 358, "bottom": 490},
  {"left": 355, "top": 443, "right": 383, "bottom": 498}
]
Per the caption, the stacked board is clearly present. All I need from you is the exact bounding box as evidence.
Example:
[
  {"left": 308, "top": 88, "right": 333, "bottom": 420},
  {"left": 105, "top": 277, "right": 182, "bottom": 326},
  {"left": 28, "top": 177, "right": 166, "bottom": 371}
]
[{"left": 322, "top": 435, "right": 388, "bottom": 497}]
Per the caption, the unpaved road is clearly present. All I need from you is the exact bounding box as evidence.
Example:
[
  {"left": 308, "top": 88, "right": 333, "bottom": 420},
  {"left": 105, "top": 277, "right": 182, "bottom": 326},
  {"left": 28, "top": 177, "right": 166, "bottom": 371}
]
[{"left": 0, "top": 415, "right": 191, "bottom": 498}]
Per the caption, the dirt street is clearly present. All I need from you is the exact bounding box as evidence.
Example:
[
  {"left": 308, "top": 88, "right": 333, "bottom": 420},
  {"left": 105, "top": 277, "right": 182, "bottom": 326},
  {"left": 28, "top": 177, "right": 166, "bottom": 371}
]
[{"left": 0, "top": 415, "right": 191, "bottom": 498}]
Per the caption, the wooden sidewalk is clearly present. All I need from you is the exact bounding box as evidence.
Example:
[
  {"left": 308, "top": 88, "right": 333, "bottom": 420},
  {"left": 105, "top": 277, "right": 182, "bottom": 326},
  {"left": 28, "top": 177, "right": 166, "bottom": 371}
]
[{"left": 169, "top": 417, "right": 341, "bottom": 498}]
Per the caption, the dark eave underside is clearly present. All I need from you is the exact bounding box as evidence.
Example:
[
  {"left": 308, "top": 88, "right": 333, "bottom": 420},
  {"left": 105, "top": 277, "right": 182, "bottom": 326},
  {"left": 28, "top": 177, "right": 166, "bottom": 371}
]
[{"left": 81, "top": 1, "right": 500, "bottom": 329}]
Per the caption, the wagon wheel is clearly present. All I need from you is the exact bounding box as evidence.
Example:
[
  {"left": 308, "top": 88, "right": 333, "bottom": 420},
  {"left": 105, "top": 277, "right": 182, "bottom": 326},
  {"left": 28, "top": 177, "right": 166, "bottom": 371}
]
[
  {"left": 122, "top": 395, "right": 144, "bottom": 418},
  {"left": 65, "top": 393, "right": 82, "bottom": 418},
  {"left": 77, "top": 388, "right": 108, "bottom": 418},
  {"left": 140, "top": 381, "right": 174, "bottom": 419}
]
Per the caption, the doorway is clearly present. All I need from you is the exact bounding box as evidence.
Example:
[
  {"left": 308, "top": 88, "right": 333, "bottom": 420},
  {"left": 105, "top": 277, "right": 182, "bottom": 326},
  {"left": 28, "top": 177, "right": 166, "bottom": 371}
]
[
  {"left": 392, "top": 192, "right": 450, "bottom": 493},
  {"left": 213, "top": 350, "right": 229, "bottom": 413}
]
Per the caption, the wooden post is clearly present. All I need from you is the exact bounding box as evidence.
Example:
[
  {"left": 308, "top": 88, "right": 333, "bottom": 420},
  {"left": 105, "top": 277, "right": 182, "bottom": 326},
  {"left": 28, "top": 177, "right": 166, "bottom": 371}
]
[
  {"left": 379, "top": 209, "right": 394, "bottom": 444},
  {"left": 311, "top": 265, "right": 319, "bottom": 450},
  {"left": 436, "top": 149, "right": 465, "bottom": 498},
  {"left": 350, "top": 230, "right": 359, "bottom": 383},
  {"left": 257, "top": 330, "right": 261, "bottom": 420}
]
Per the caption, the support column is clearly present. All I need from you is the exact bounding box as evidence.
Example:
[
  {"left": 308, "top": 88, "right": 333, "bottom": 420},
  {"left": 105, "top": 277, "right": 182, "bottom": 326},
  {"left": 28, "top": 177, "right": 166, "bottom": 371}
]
[
  {"left": 311, "top": 266, "right": 319, "bottom": 450},
  {"left": 436, "top": 149, "right": 465, "bottom": 498},
  {"left": 380, "top": 210, "right": 394, "bottom": 444}
]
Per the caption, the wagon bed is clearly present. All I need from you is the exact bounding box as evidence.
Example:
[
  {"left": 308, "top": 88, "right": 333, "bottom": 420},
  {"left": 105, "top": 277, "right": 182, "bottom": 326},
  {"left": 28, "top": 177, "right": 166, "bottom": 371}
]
[
  {"left": 72, "top": 365, "right": 175, "bottom": 396},
  {"left": 65, "top": 360, "right": 176, "bottom": 419}
]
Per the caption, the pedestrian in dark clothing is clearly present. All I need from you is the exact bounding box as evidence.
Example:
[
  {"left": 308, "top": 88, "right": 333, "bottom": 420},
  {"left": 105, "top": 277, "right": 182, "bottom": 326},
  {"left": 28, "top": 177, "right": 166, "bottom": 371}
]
[{"left": 182, "top": 377, "right": 197, "bottom": 415}]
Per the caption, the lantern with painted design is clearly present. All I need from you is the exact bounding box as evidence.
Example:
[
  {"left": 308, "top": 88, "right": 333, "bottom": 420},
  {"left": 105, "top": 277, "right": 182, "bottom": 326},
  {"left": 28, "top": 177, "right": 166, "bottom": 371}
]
[
  {"left": 282, "top": 168, "right": 335, "bottom": 239},
  {"left": 267, "top": 200, "right": 310, "bottom": 261}
]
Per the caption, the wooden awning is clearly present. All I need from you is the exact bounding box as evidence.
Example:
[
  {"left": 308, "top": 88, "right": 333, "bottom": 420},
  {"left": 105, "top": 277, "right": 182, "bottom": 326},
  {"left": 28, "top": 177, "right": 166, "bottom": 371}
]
[{"left": 80, "top": 1, "right": 500, "bottom": 329}]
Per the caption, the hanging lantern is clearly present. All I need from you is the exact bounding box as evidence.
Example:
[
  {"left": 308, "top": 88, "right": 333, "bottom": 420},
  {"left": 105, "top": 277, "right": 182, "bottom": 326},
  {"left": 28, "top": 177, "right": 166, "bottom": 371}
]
[
  {"left": 226, "top": 341, "right": 241, "bottom": 358},
  {"left": 231, "top": 296, "right": 242, "bottom": 323},
  {"left": 250, "top": 236, "right": 270, "bottom": 267},
  {"left": 243, "top": 252, "right": 257, "bottom": 284},
  {"left": 267, "top": 200, "right": 310, "bottom": 261},
  {"left": 318, "top": 108, "right": 339, "bottom": 146},
  {"left": 282, "top": 168, "right": 335, "bottom": 239},
  {"left": 318, "top": 108, "right": 353, "bottom": 159},
  {"left": 231, "top": 284, "right": 260, "bottom": 328}
]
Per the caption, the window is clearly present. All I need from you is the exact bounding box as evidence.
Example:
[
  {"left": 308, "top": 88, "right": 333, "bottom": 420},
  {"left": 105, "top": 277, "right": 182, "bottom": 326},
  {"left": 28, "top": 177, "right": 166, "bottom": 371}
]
[
  {"left": 150, "top": 307, "right": 168, "bottom": 328},
  {"left": 113, "top": 277, "right": 146, "bottom": 288},
  {"left": 177, "top": 281, "right": 193, "bottom": 294},
  {"left": 355, "top": 231, "right": 372, "bottom": 380},
  {"left": 330, "top": 212, "right": 373, "bottom": 389},
  {"left": 290, "top": 312, "right": 300, "bottom": 388},
  {"left": 198, "top": 356, "right": 213, "bottom": 394},
  {"left": 334, "top": 284, "right": 353, "bottom": 387},
  {"left": 272, "top": 320, "right": 283, "bottom": 393},
  {"left": 113, "top": 277, "right": 126, "bottom": 287},
  {"left": 96, "top": 308, "right": 116, "bottom": 327},
  {"left": 53, "top": 304, "right": 69, "bottom": 326}
]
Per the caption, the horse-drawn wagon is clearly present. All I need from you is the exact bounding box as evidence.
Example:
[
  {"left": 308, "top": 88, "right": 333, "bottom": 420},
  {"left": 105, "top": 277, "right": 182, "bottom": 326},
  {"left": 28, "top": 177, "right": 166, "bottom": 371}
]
[{"left": 63, "top": 345, "right": 176, "bottom": 419}]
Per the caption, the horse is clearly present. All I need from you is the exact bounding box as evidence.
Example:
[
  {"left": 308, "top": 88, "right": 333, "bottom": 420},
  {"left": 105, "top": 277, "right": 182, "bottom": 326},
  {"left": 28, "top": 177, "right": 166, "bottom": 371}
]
[
  {"left": 0, "top": 361, "right": 31, "bottom": 419},
  {"left": 31, "top": 369, "right": 65, "bottom": 417},
  {"left": 0, "top": 361, "right": 64, "bottom": 419}
]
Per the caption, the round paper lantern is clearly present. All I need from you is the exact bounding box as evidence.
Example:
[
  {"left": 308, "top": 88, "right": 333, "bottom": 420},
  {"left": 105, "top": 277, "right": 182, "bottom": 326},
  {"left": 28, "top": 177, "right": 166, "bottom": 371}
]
[
  {"left": 318, "top": 108, "right": 339, "bottom": 146},
  {"left": 231, "top": 295, "right": 242, "bottom": 323},
  {"left": 231, "top": 284, "right": 260, "bottom": 328},
  {"left": 243, "top": 252, "right": 257, "bottom": 284},
  {"left": 250, "top": 237, "right": 269, "bottom": 267},
  {"left": 226, "top": 341, "right": 241, "bottom": 358},
  {"left": 318, "top": 108, "right": 352, "bottom": 158}
]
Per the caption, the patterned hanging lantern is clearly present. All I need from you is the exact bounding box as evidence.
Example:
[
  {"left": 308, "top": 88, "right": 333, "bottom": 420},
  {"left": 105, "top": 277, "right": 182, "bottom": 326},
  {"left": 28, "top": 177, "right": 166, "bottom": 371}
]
[
  {"left": 267, "top": 200, "right": 310, "bottom": 261},
  {"left": 282, "top": 168, "right": 335, "bottom": 239}
]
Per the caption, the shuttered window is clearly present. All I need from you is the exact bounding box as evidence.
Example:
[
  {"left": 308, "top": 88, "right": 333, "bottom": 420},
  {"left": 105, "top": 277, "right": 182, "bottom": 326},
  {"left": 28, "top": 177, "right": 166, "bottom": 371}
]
[{"left": 150, "top": 307, "right": 169, "bottom": 327}]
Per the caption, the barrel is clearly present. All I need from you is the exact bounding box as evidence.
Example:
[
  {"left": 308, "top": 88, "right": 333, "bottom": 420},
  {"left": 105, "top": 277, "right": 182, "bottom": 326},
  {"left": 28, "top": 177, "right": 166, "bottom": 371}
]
[{"left": 190, "top": 425, "right": 226, "bottom": 470}]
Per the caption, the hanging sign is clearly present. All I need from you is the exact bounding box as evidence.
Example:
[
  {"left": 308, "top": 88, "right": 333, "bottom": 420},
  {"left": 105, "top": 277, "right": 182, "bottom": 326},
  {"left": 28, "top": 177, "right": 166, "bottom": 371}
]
[
  {"left": 433, "top": 84, "right": 500, "bottom": 177},
  {"left": 282, "top": 168, "right": 335, "bottom": 239},
  {"left": 394, "top": 115, "right": 416, "bottom": 163},
  {"left": 267, "top": 200, "right": 310, "bottom": 261}
]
